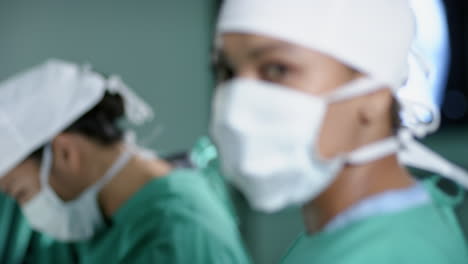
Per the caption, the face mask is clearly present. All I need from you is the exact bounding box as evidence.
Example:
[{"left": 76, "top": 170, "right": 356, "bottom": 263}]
[
  {"left": 211, "top": 78, "right": 401, "bottom": 213},
  {"left": 21, "top": 145, "right": 133, "bottom": 242}
]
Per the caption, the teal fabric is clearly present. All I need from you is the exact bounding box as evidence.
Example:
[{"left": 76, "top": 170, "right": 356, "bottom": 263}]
[
  {"left": 75, "top": 169, "right": 250, "bottom": 263},
  {"left": 281, "top": 177, "right": 468, "bottom": 264},
  {"left": 0, "top": 194, "right": 33, "bottom": 264},
  {"left": 190, "top": 137, "right": 237, "bottom": 220}
]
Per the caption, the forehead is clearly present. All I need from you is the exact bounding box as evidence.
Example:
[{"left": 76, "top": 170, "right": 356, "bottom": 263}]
[
  {"left": 222, "top": 33, "right": 286, "bottom": 47},
  {"left": 220, "top": 33, "right": 304, "bottom": 57}
]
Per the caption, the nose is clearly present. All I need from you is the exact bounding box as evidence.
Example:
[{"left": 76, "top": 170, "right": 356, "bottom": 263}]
[{"left": 236, "top": 69, "right": 259, "bottom": 80}]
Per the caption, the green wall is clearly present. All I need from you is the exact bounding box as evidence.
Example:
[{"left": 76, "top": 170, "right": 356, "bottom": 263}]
[{"left": 0, "top": 0, "right": 216, "bottom": 155}]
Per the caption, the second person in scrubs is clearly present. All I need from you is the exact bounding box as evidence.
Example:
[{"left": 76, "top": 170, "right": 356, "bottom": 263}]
[{"left": 0, "top": 59, "right": 250, "bottom": 263}]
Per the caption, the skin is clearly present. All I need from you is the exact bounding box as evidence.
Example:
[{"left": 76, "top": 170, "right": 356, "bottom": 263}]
[
  {"left": 0, "top": 132, "right": 172, "bottom": 218},
  {"left": 219, "top": 33, "right": 415, "bottom": 233}
]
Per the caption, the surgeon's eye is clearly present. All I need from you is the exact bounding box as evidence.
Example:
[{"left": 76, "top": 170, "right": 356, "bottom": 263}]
[
  {"left": 215, "top": 64, "right": 235, "bottom": 84},
  {"left": 212, "top": 52, "right": 235, "bottom": 85},
  {"left": 213, "top": 58, "right": 235, "bottom": 85},
  {"left": 259, "top": 63, "right": 291, "bottom": 83}
]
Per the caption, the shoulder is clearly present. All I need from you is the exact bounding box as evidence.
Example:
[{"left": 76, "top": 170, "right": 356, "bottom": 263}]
[
  {"left": 149, "top": 168, "right": 229, "bottom": 216},
  {"left": 283, "top": 206, "right": 468, "bottom": 264},
  {"left": 117, "top": 169, "right": 250, "bottom": 263},
  {"left": 126, "top": 221, "right": 251, "bottom": 264},
  {"left": 346, "top": 204, "right": 468, "bottom": 263},
  {"left": 121, "top": 168, "right": 236, "bottom": 235}
]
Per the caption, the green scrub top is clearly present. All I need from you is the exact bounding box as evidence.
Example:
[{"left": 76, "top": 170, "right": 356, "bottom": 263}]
[
  {"left": 0, "top": 195, "right": 33, "bottom": 264},
  {"left": 1, "top": 138, "right": 251, "bottom": 264},
  {"left": 27, "top": 169, "right": 250, "bottom": 263},
  {"left": 281, "top": 177, "right": 468, "bottom": 264}
]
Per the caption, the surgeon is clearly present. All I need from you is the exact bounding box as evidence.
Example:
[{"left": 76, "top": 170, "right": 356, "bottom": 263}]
[
  {"left": 210, "top": 0, "right": 468, "bottom": 263},
  {"left": 0, "top": 59, "right": 250, "bottom": 263}
]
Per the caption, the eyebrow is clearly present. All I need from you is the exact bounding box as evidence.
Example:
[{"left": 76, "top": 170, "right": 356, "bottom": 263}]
[
  {"left": 246, "top": 43, "right": 294, "bottom": 60},
  {"left": 213, "top": 42, "right": 295, "bottom": 69}
]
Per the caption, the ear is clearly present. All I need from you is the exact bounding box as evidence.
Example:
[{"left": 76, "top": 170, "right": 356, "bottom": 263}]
[
  {"left": 51, "top": 134, "right": 82, "bottom": 176},
  {"left": 358, "top": 88, "right": 393, "bottom": 128}
]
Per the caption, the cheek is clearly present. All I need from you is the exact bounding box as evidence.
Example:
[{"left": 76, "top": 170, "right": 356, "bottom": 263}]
[
  {"left": 295, "top": 61, "right": 355, "bottom": 95},
  {"left": 49, "top": 170, "right": 88, "bottom": 201},
  {"left": 49, "top": 173, "right": 75, "bottom": 201},
  {"left": 317, "top": 100, "right": 361, "bottom": 159}
]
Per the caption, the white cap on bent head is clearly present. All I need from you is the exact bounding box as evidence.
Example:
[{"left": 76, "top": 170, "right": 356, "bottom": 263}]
[
  {"left": 0, "top": 59, "right": 154, "bottom": 178},
  {"left": 217, "top": 0, "right": 415, "bottom": 89}
]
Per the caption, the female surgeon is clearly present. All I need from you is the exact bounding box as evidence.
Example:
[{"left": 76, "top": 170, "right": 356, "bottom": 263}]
[
  {"left": 0, "top": 59, "right": 250, "bottom": 263},
  {"left": 210, "top": 0, "right": 468, "bottom": 263}
]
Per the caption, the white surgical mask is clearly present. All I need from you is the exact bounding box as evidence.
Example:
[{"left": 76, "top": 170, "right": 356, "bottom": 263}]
[
  {"left": 21, "top": 145, "right": 133, "bottom": 242},
  {"left": 211, "top": 78, "right": 401, "bottom": 213}
]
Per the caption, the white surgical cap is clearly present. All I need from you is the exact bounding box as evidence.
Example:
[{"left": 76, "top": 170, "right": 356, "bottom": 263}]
[
  {"left": 0, "top": 59, "right": 153, "bottom": 177},
  {"left": 217, "top": 0, "right": 415, "bottom": 89}
]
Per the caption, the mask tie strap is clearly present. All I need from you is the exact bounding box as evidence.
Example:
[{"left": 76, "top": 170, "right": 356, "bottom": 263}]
[
  {"left": 87, "top": 150, "right": 134, "bottom": 193},
  {"left": 346, "top": 137, "right": 400, "bottom": 165},
  {"left": 327, "top": 78, "right": 387, "bottom": 103},
  {"left": 39, "top": 144, "right": 134, "bottom": 205},
  {"left": 398, "top": 129, "right": 468, "bottom": 189},
  {"left": 39, "top": 145, "right": 53, "bottom": 187}
]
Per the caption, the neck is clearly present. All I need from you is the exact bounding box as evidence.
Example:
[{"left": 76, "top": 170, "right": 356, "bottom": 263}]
[
  {"left": 302, "top": 154, "right": 415, "bottom": 234},
  {"left": 97, "top": 151, "right": 172, "bottom": 218}
]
